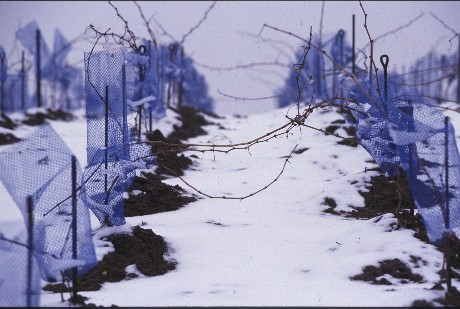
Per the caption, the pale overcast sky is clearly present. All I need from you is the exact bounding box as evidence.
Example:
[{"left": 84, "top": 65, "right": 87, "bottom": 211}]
[{"left": 0, "top": 1, "right": 459, "bottom": 115}]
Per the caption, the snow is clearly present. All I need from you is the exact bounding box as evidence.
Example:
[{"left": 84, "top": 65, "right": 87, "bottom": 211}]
[{"left": 4, "top": 102, "right": 451, "bottom": 306}]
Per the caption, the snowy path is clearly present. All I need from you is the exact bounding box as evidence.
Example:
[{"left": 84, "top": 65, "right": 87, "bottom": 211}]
[{"left": 38, "top": 105, "right": 459, "bottom": 306}]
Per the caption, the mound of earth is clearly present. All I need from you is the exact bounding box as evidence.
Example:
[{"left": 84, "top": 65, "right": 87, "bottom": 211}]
[
  {"left": 43, "top": 226, "right": 175, "bottom": 292},
  {"left": 23, "top": 108, "right": 74, "bottom": 126},
  {"left": 124, "top": 171, "right": 196, "bottom": 217}
]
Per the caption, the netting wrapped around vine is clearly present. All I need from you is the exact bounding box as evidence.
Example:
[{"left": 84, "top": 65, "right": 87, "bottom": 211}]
[
  {"left": 346, "top": 71, "right": 460, "bottom": 244},
  {"left": 0, "top": 122, "right": 97, "bottom": 281},
  {"left": 0, "top": 222, "right": 41, "bottom": 307},
  {"left": 83, "top": 49, "right": 153, "bottom": 227}
]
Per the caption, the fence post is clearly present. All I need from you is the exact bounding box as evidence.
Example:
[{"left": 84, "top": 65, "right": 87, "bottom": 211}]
[
  {"left": 36, "top": 29, "right": 42, "bottom": 108},
  {"left": 71, "top": 155, "right": 78, "bottom": 299},
  {"left": 26, "top": 195, "right": 33, "bottom": 308},
  {"left": 104, "top": 85, "right": 109, "bottom": 207},
  {"left": 457, "top": 37, "right": 459, "bottom": 104},
  {"left": 1, "top": 51, "right": 5, "bottom": 115},
  {"left": 21, "top": 51, "right": 25, "bottom": 110},
  {"left": 380, "top": 55, "right": 389, "bottom": 102},
  {"left": 444, "top": 116, "right": 452, "bottom": 292},
  {"left": 352, "top": 14, "right": 355, "bottom": 76}
]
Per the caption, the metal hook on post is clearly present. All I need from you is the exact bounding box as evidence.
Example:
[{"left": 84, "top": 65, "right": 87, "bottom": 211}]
[
  {"left": 138, "top": 45, "right": 147, "bottom": 56},
  {"left": 338, "top": 29, "right": 345, "bottom": 66},
  {"left": 380, "top": 54, "right": 389, "bottom": 101}
]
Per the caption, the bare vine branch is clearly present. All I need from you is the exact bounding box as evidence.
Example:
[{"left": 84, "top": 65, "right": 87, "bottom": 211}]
[
  {"left": 157, "top": 144, "right": 299, "bottom": 200},
  {"left": 192, "top": 60, "right": 290, "bottom": 71},
  {"left": 133, "top": 0, "right": 158, "bottom": 48},
  {"left": 179, "top": 1, "right": 217, "bottom": 45}
]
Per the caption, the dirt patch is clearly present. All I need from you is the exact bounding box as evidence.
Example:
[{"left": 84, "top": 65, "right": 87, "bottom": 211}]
[
  {"left": 166, "top": 105, "right": 210, "bottom": 144},
  {"left": 43, "top": 226, "right": 176, "bottom": 292},
  {"left": 0, "top": 132, "right": 21, "bottom": 145},
  {"left": 322, "top": 197, "right": 342, "bottom": 215},
  {"left": 0, "top": 114, "right": 17, "bottom": 130},
  {"left": 124, "top": 171, "right": 196, "bottom": 217},
  {"left": 22, "top": 108, "right": 74, "bottom": 126},
  {"left": 350, "top": 258, "right": 424, "bottom": 285},
  {"left": 147, "top": 106, "right": 211, "bottom": 177},
  {"left": 346, "top": 170, "right": 415, "bottom": 220},
  {"left": 325, "top": 118, "right": 359, "bottom": 148}
]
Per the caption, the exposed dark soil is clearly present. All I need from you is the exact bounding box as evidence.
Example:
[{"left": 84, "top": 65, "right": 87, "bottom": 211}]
[
  {"left": 325, "top": 118, "right": 359, "bottom": 147},
  {"left": 43, "top": 106, "right": 211, "bottom": 305},
  {"left": 351, "top": 258, "right": 424, "bottom": 285},
  {"left": 43, "top": 226, "right": 176, "bottom": 293},
  {"left": 347, "top": 170, "right": 415, "bottom": 220},
  {"left": 124, "top": 171, "right": 196, "bottom": 217},
  {"left": 147, "top": 105, "right": 211, "bottom": 177},
  {"left": 0, "top": 114, "right": 17, "bottom": 130},
  {"left": 0, "top": 132, "right": 21, "bottom": 145},
  {"left": 22, "top": 108, "right": 74, "bottom": 126}
]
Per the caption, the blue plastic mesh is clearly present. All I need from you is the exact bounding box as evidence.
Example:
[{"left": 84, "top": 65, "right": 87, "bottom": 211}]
[
  {"left": 0, "top": 223, "right": 41, "bottom": 307},
  {"left": 277, "top": 30, "right": 356, "bottom": 108},
  {"left": 0, "top": 122, "right": 97, "bottom": 280},
  {"left": 83, "top": 49, "right": 154, "bottom": 227},
  {"left": 4, "top": 72, "right": 30, "bottom": 112},
  {"left": 125, "top": 39, "right": 165, "bottom": 127},
  {"left": 346, "top": 69, "right": 460, "bottom": 244},
  {"left": 15, "top": 21, "right": 51, "bottom": 62},
  {"left": 181, "top": 56, "right": 214, "bottom": 112},
  {"left": 82, "top": 50, "right": 129, "bottom": 226}
]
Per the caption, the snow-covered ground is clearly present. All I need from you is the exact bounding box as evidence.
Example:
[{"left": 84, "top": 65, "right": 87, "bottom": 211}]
[{"left": 2, "top": 102, "right": 460, "bottom": 306}]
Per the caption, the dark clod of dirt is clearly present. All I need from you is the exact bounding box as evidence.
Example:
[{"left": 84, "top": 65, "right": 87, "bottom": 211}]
[
  {"left": 322, "top": 197, "right": 341, "bottom": 215},
  {"left": 167, "top": 105, "right": 210, "bottom": 144},
  {"left": 433, "top": 286, "right": 460, "bottom": 307},
  {"left": 350, "top": 258, "right": 424, "bottom": 285},
  {"left": 293, "top": 147, "right": 310, "bottom": 155},
  {"left": 0, "top": 132, "right": 21, "bottom": 145},
  {"left": 147, "top": 106, "right": 211, "bottom": 177},
  {"left": 0, "top": 114, "right": 17, "bottom": 130},
  {"left": 411, "top": 299, "right": 434, "bottom": 307},
  {"left": 124, "top": 171, "right": 196, "bottom": 217},
  {"left": 43, "top": 226, "right": 176, "bottom": 292},
  {"left": 325, "top": 118, "right": 359, "bottom": 148},
  {"left": 348, "top": 171, "right": 415, "bottom": 220},
  {"left": 22, "top": 108, "right": 74, "bottom": 126}
]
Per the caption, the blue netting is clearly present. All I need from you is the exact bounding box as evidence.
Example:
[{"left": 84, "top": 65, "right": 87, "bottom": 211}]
[
  {"left": 181, "top": 56, "right": 214, "bottom": 112},
  {"left": 15, "top": 21, "right": 50, "bottom": 61},
  {"left": 1, "top": 45, "right": 6, "bottom": 114},
  {"left": 345, "top": 68, "right": 460, "bottom": 244},
  {"left": 4, "top": 72, "right": 30, "bottom": 112},
  {"left": 0, "top": 222, "right": 41, "bottom": 307},
  {"left": 83, "top": 49, "right": 153, "bottom": 227},
  {"left": 125, "top": 39, "right": 165, "bottom": 125},
  {"left": 277, "top": 30, "right": 356, "bottom": 108},
  {"left": 0, "top": 122, "right": 97, "bottom": 281}
]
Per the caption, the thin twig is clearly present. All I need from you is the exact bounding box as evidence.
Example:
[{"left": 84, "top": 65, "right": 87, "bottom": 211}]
[
  {"left": 133, "top": 0, "right": 158, "bottom": 48},
  {"left": 157, "top": 144, "right": 299, "bottom": 200},
  {"left": 180, "top": 1, "right": 217, "bottom": 45}
]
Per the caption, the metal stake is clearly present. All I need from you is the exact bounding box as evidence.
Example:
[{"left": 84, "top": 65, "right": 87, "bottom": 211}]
[
  {"left": 352, "top": 14, "right": 355, "bottom": 75},
  {"left": 380, "top": 55, "right": 389, "bottom": 101},
  {"left": 71, "top": 155, "right": 78, "bottom": 299},
  {"left": 26, "top": 195, "right": 33, "bottom": 308},
  {"left": 36, "top": 30, "right": 42, "bottom": 108}
]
